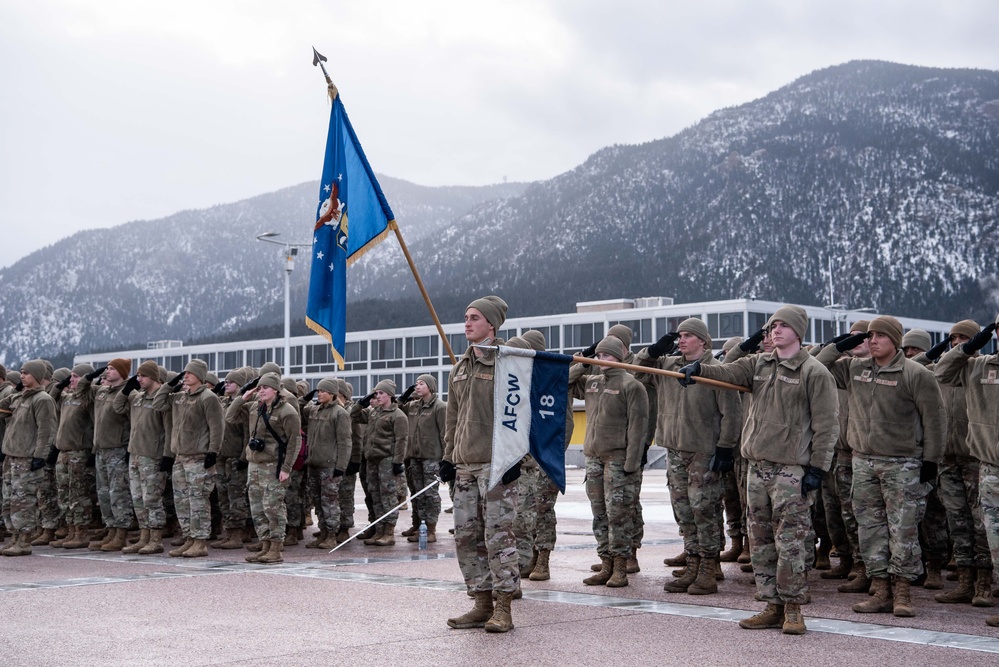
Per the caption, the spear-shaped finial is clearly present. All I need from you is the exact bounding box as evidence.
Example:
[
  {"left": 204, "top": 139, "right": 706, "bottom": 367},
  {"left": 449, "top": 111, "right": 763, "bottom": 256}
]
[{"left": 312, "top": 47, "right": 337, "bottom": 101}]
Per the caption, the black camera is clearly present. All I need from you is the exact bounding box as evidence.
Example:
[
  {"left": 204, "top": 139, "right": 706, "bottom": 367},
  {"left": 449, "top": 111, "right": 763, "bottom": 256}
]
[{"left": 248, "top": 437, "right": 265, "bottom": 452}]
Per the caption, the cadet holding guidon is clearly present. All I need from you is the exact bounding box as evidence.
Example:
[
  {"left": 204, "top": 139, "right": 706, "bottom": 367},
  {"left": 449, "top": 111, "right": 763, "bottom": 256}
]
[
  {"left": 350, "top": 379, "right": 408, "bottom": 547},
  {"left": 112, "top": 360, "right": 170, "bottom": 555},
  {"left": 154, "top": 359, "right": 224, "bottom": 559},
  {"left": 52, "top": 364, "right": 96, "bottom": 549},
  {"left": 399, "top": 373, "right": 446, "bottom": 545},
  {"left": 571, "top": 336, "right": 648, "bottom": 589},
  {"left": 680, "top": 305, "right": 838, "bottom": 635},
  {"left": 935, "top": 314, "right": 999, "bottom": 627},
  {"left": 816, "top": 315, "right": 945, "bottom": 618},
  {"left": 227, "top": 372, "right": 302, "bottom": 564},
  {"left": 303, "top": 377, "right": 352, "bottom": 550},
  {"left": 0, "top": 360, "right": 58, "bottom": 556}
]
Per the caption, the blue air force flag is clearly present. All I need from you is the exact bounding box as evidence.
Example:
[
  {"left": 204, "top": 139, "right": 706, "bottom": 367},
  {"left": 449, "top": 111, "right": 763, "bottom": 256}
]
[
  {"left": 306, "top": 91, "right": 395, "bottom": 369},
  {"left": 489, "top": 346, "right": 572, "bottom": 493}
]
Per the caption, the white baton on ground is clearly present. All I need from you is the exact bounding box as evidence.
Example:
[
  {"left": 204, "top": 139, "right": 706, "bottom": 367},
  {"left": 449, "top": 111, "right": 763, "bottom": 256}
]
[{"left": 327, "top": 478, "right": 442, "bottom": 555}]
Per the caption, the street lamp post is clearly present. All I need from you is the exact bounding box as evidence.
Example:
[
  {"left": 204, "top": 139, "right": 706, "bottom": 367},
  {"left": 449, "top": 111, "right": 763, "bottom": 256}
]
[{"left": 256, "top": 232, "right": 310, "bottom": 377}]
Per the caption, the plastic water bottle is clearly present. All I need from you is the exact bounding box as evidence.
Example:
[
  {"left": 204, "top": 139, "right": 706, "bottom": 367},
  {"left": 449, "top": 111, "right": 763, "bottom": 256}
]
[{"left": 418, "top": 520, "right": 428, "bottom": 550}]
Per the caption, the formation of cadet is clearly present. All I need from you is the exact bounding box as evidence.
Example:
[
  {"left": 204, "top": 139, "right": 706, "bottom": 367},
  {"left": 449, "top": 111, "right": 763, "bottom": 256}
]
[{"left": 3, "top": 301, "right": 999, "bottom": 635}]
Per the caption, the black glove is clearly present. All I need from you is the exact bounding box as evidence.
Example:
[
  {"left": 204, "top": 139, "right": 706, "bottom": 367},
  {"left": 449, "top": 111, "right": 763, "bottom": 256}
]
[
  {"left": 345, "top": 461, "right": 361, "bottom": 476},
  {"left": 740, "top": 328, "right": 767, "bottom": 353},
  {"left": 359, "top": 391, "right": 375, "bottom": 408},
  {"left": 399, "top": 385, "right": 416, "bottom": 403},
  {"left": 204, "top": 452, "right": 217, "bottom": 469},
  {"left": 677, "top": 359, "right": 701, "bottom": 387},
  {"left": 963, "top": 323, "right": 997, "bottom": 355},
  {"left": 439, "top": 460, "right": 456, "bottom": 483},
  {"left": 648, "top": 332, "right": 680, "bottom": 359},
  {"left": 85, "top": 366, "right": 108, "bottom": 381},
  {"left": 925, "top": 338, "right": 950, "bottom": 362},
  {"left": 303, "top": 389, "right": 317, "bottom": 403},
  {"left": 835, "top": 332, "right": 870, "bottom": 353},
  {"left": 0, "top": 451, "right": 4, "bottom": 463},
  {"left": 920, "top": 460, "right": 938, "bottom": 484},
  {"left": 235, "top": 459, "right": 249, "bottom": 471},
  {"left": 239, "top": 377, "right": 260, "bottom": 394},
  {"left": 641, "top": 444, "right": 651, "bottom": 467},
  {"left": 579, "top": 341, "right": 599, "bottom": 358},
  {"left": 801, "top": 465, "right": 823, "bottom": 497},
  {"left": 123, "top": 375, "right": 140, "bottom": 397},
  {"left": 168, "top": 372, "right": 185, "bottom": 388},
  {"left": 56, "top": 376, "right": 71, "bottom": 390},
  {"left": 159, "top": 457, "right": 175, "bottom": 473},
  {"left": 392, "top": 462, "right": 404, "bottom": 476},
  {"left": 709, "top": 447, "right": 734, "bottom": 473},
  {"left": 47, "top": 445, "right": 59, "bottom": 466},
  {"left": 14, "top": 381, "right": 23, "bottom": 392},
  {"left": 86, "top": 453, "right": 96, "bottom": 468},
  {"left": 828, "top": 333, "right": 852, "bottom": 347},
  {"left": 333, "top": 468, "right": 344, "bottom": 478},
  {"left": 501, "top": 460, "right": 521, "bottom": 485},
  {"left": 212, "top": 382, "right": 226, "bottom": 396},
  {"left": 30, "top": 457, "right": 46, "bottom": 471}
]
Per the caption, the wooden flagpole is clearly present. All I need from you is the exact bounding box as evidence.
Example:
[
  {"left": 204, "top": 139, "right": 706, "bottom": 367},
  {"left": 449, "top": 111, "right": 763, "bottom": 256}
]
[{"left": 571, "top": 355, "right": 751, "bottom": 393}]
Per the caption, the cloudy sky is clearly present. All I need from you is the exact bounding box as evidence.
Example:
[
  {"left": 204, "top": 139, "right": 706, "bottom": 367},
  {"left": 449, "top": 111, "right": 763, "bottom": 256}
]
[{"left": 2, "top": 1, "right": 997, "bottom": 267}]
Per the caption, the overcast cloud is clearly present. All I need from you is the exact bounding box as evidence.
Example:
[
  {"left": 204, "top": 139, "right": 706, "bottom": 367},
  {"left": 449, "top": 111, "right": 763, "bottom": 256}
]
[{"left": 1, "top": 0, "right": 997, "bottom": 267}]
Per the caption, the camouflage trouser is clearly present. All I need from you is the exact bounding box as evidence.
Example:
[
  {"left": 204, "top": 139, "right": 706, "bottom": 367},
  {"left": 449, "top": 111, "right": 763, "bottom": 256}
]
[
  {"left": 585, "top": 457, "right": 639, "bottom": 559},
  {"left": 979, "top": 462, "right": 999, "bottom": 572},
  {"left": 938, "top": 456, "right": 990, "bottom": 568},
  {"left": 820, "top": 452, "right": 849, "bottom": 554},
  {"left": 95, "top": 447, "right": 134, "bottom": 529},
  {"left": 359, "top": 460, "right": 375, "bottom": 522},
  {"left": 216, "top": 458, "right": 250, "bottom": 531},
  {"left": 128, "top": 455, "right": 167, "bottom": 530},
  {"left": 284, "top": 468, "right": 306, "bottom": 529},
  {"left": 631, "top": 466, "right": 645, "bottom": 551},
  {"left": 308, "top": 466, "right": 342, "bottom": 533},
  {"left": 852, "top": 453, "right": 928, "bottom": 581},
  {"left": 515, "top": 460, "right": 560, "bottom": 567},
  {"left": 834, "top": 451, "right": 861, "bottom": 559},
  {"left": 746, "top": 460, "right": 813, "bottom": 605},
  {"left": 37, "top": 464, "right": 60, "bottom": 530},
  {"left": 365, "top": 457, "right": 398, "bottom": 527},
  {"left": 2, "top": 457, "right": 11, "bottom": 531},
  {"left": 720, "top": 463, "right": 745, "bottom": 540},
  {"left": 338, "top": 472, "right": 358, "bottom": 529},
  {"left": 172, "top": 454, "right": 215, "bottom": 540},
  {"left": 454, "top": 462, "right": 519, "bottom": 593},
  {"left": 407, "top": 458, "right": 441, "bottom": 527},
  {"left": 666, "top": 449, "right": 723, "bottom": 557},
  {"left": 247, "top": 461, "right": 288, "bottom": 541},
  {"left": 56, "top": 451, "right": 94, "bottom": 526},
  {"left": 7, "top": 457, "right": 43, "bottom": 534},
  {"left": 396, "top": 471, "right": 408, "bottom": 507},
  {"left": 920, "top": 483, "right": 951, "bottom": 566}
]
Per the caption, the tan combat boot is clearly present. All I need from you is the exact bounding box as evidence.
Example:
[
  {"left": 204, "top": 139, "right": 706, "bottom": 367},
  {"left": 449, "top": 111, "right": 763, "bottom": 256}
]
[
  {"left": 606, "top": 556, "right": 629, "bottom": 588},
  {"left": 530, "top": 549, "right": 551, "bottom": 581},
  {"left": 687, "top": 556, "right": 719, "bottom": 595},
  {"left": 139, "top": 529, "right": 164, "bottom": 554},
  {"left": 820, "top": 553, "right": 854, "bottom": 580},
  {"left": 935, "top": 567, "right": 975, "bottom": 603},
  {"left": 719, "top": 535, "right": 745, "bottom": 563},
  {"left": 169, "top": 537, "right": 194, "bottom": 558},
  {"left": 737, "top": 542, "right": 752, "bottom": 565},
  {"left": 306, "top": 529, "right": 329, "bottom": 548},
  {"left": 89, "top": 528, "right": 114, "bottom": 551},
  {"left": 215, "top": 528, "right": 245, "bottom": 550},
  {"left": 782, "top": 602, "right": 806, "bottom": 635},
  {"left": 521, "top": 549, "right": 539, "bottom": 577},
  {"left": 363, "top": 524, "right": 384, "bottom": 546},
  {"left": 973, "top": 568, "right": 995, "bottom": 607},
  {"left": 664, "top": 555, "right": 701, "bottom": 593},
  {"left": 664, "top": 550, "right": 687, "bottom": 567},
  {"left": 122, "top": 529, "right": 150, "bottom": 554},
  {"left": 838, "top": 570, "right": 871, "bottom": 594},
  {"left": 357, "top": 524, "right": 377, "bottom": 541},
  {"left": 257, "top": 540, "right": 284, "bottom": 564},
  {"left": 101, "top": 528, "right": 128, "bottom": 552},
  {"left": 739, "top": 603, "right": 785, "bottom": 629},
  {"left": 62, "top": 525, "right": 89, "bottom": 550},
  {"left": 373, "top": 525, "right": 395, "bottom": 546},
  {"left": 425, "top": 523, "right": 437, "bottom": 543},
  {"left": 317, "top": 532, "right": 338, "bottom": 550},
  {"left": 182, "top": 539, "right": 208, "bottom": 558},
  {"left": 922, "top": 560, "right": 944, "bottom": 589},
  {"left": 335, "top": 529, "right": 350, "bottom": 544},
  {"left": 584, "top": 556, "right": 614, "bottom": 586},
  {"left": 892, "top": 576, "right": 915, "bottom": 617},
  {"left": 283, "top": 528, "right": 300, "bottom": 547},
  {"left": 401, "top": 520, "right": 419, "bottom": 538},
  {"left": 30, "top": 528, "right": 56, "bottom": 547},
  {"left": 448, "top": 591, "right": 493, "bottom": 629},
  {"left": 1, "top": 532, "right": 31, "bottom": 557},
  {"left": 626, "top": 548, "right": 640, "bottom": 574},
  {"left": 814, "top": 538, "right": 831, "bottom": 570},
  {"left": 485, "top": 591, "right": 514, "bottom": 633},
  {"left": 246, "top": 540, "right": 270, "bottom": 563},
  {"left": 987, "top": 614, "right": 999, "bottom": 627},
  {"left": 853, "top": 577, "right": 892, "bottom": 613}
]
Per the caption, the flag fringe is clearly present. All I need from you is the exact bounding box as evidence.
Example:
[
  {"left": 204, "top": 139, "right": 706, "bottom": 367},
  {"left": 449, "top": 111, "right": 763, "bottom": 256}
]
[
  {"left": 305, "top": 316, "right": 346, "bottom": 370},
  {"left": 345, "top": 221, "right": 393, "bottom": 267}
]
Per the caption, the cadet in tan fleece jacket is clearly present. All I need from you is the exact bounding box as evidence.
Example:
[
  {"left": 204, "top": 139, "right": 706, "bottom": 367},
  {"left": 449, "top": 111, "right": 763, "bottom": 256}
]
[
  {"left": 816, "top": 315, "right": 945, "bottom": 619},
  {"left": 681, "top": 305, "right": 838, "bottom": 635}
]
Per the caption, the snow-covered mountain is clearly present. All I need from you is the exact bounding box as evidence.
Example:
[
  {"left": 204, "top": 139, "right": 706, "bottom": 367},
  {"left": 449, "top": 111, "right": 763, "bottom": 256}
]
[{"left": 1, "top": 60, "right": 997, "bottom": 366}]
